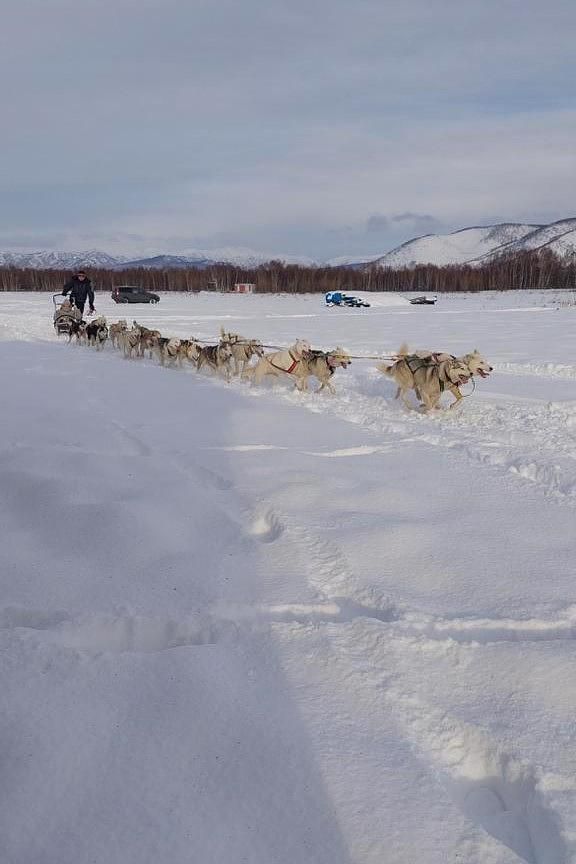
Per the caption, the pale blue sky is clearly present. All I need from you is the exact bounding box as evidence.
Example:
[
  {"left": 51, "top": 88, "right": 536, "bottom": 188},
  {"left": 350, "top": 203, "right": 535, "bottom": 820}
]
[{"left": 1, "top": 0, "right": 575, "bottom": 259}]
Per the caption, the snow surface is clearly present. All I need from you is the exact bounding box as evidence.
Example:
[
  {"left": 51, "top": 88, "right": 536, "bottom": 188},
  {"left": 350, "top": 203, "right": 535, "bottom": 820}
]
[{"left": 1, "top": 290, "right": 576, "bottom": 864}]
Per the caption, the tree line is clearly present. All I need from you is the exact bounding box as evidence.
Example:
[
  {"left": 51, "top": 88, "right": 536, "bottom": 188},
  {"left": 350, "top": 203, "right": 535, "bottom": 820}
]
[{"left": 0, "top": 249, "right": 574, "bottom": 294}]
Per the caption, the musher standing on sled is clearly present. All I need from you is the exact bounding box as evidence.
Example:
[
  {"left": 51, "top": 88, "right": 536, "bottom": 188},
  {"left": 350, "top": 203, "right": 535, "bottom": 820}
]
[{"left": 63, "top": 270, "right": 95, "bottom": 316}]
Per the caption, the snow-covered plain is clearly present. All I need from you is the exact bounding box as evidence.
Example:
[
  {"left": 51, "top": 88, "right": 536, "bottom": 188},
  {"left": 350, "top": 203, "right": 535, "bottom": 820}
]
[{"left": 1, "top": 290, "right": 575, "bottom": 864}]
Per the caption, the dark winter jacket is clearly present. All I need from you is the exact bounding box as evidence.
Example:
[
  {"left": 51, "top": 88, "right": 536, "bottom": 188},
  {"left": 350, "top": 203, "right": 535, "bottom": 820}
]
[{"left": 63, "top": 275, "right": 94, "bottom": 307}]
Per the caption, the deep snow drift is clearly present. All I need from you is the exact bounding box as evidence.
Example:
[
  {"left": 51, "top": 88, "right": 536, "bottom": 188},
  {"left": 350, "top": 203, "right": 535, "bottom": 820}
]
[{"left": 1, "top": 290, "right": 575, "bottom": 864}]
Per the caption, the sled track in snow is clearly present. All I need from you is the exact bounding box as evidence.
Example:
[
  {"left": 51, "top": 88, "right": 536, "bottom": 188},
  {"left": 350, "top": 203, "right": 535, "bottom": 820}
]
[
  {"left": 239, "top": 505, "right": 574, "bottom": 863},
  {"left": 270, "top": 369, "right": 576, "bottom": 506},
  {"left": 4, "top": 600, "right": 576, "bottom": 652}
]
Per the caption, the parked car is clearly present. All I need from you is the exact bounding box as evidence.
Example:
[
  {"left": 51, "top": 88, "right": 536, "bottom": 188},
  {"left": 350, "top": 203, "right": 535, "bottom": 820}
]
[{"left": 111, "top": 286, "right": 160, "bottom": 304}]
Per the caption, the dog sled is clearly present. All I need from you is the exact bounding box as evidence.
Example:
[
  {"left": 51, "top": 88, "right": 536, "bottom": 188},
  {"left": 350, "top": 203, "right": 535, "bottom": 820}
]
[
  {"left": 325, "top": 291, "right": 370, "bottom": 308},
  {"left": 52, "top": 293, "right": 82, "bottom": 336}
]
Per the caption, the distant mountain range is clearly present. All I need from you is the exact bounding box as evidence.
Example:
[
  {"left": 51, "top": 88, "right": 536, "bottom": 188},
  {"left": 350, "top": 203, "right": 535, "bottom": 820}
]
[
  {"left": 0, "top": 247, "right": 317, "bottom": 271},
  {"left": 1, "top": 219, "right": 575, "bottom": 271}
]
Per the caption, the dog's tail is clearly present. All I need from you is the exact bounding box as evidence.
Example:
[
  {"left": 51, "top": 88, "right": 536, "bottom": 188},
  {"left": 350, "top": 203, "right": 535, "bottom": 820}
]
[{"left": 377, "top": 343, "right": 408, "bottom": 376}]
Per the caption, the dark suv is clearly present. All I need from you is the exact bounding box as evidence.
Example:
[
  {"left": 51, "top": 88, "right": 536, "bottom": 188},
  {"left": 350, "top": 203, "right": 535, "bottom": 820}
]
[{"left": 112, "top": 286, "right": 160, "bottom": 304}]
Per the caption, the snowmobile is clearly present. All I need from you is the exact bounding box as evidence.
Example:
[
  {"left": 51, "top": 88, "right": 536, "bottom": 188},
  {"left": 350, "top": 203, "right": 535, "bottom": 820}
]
[
  {"left": 325, "top": 291, "right": 370, "bottom": 308},
  {"left": 409, "top": 295, "right": 437, "bottom": 305}
]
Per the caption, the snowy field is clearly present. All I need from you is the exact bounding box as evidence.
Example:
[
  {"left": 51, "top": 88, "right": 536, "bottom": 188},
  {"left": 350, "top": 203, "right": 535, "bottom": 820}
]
[{"left": 1, "top": 290, "right": 575, "bottom": 864}]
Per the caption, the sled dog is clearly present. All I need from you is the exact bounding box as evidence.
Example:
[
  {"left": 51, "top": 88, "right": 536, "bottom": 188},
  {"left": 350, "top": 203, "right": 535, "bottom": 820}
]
[
  {"left": 247, "top": 340, "right": 312, "bottom": 386},
  {"left": 67, "top": 319, "right": 87, "bottom": 344},
  {"left": 109, "top": 319, "right": 127, "bottom": 349},
  {"left": 229, "top": 339, "right": 265, "bottom": 376},
  {"left": 134, "top": 322, "right": 161, "bottom": 358},
  {"left": 379, "top": 346, "right": 471, "bottom": 411},
  {"left": 175, "top": 339, "right": 202, "bottom": 366},
  {"left": 293, "top": 348, "right": 351, "bottom": 393},
  {"left": 122, "top": 324, "right": 143, "bottom": 358},
  {"left": 196, "top": 343, "right": 234, "bottom": 379},
  {"left": 382, "top": 346, "right": 493, "bottom": 409},
  {"left": 85, "top": 317, "right": 108, "bottom": 350}
]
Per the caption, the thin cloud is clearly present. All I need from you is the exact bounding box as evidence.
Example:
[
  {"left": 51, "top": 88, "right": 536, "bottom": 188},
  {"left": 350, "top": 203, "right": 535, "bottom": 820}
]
[
  {"left": 366, "top": 214, "right": 389, "bottom": 233},
  {"left": 390, "top": 213, "right": 443, "bottom": 233}
]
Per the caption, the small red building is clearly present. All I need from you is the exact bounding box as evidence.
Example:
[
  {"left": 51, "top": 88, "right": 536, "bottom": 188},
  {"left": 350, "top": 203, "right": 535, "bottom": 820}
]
[{"left": 233, "top": 283, "right": 255, "bottom": 294}]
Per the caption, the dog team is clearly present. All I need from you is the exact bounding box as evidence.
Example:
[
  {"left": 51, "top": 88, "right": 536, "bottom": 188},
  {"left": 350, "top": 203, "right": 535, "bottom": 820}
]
[{"left": 65, "top": 316, "right": 492, "bottom": 410}]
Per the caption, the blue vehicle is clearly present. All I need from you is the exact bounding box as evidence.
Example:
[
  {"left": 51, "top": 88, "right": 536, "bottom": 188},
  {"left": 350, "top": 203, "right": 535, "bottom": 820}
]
[{"left": 325, "top": 291, "right": 370, "bottom": 308}]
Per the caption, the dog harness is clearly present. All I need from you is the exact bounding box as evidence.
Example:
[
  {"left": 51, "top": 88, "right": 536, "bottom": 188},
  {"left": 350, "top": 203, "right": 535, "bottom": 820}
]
[
  {"left": 405, "top": 356, "right": 429, "bottom": 375},
  {"left": 270, "top": 351, "right": 301, "bottom": 373},
  {"left": 405, "top": 355, "right": 448, "bottom": 392}
]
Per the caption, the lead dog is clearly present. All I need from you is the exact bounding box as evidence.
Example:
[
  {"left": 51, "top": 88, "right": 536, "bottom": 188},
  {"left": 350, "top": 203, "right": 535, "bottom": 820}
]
[
  {"left": 379, "top": 347, "right": 471, "bottom": 411},
  {"left": 393, "top": 347, "right": 493, "bottom": 408},
  {"left": 459, "top": 349, "right": 493, "bottom": 381}
]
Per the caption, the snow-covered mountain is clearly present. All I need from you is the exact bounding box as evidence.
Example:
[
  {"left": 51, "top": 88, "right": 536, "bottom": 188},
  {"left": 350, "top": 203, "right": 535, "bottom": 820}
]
[
  {"left": 0, "top": 246, "right": 318, "bottom": 270},
  {"left": 0, "top": 249, "right": 125, "bottom": 269},
  {"left": 325, "top": 253, "right": 386, "bottom": 268},
  {"left": 372, "top": 223, "right": 542, "bottom": 269},
  {"left": 115, "top": 255, "right": 213, "bottom": 270},
  {"left": 472, "top": 218, "right": 576, "bottom": 263},
  {"left": 368, "top": 219, "right": 576, "bottom": 269},
  {"left": 172, "top": 247, "right": 318, "bottom": 268}
]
